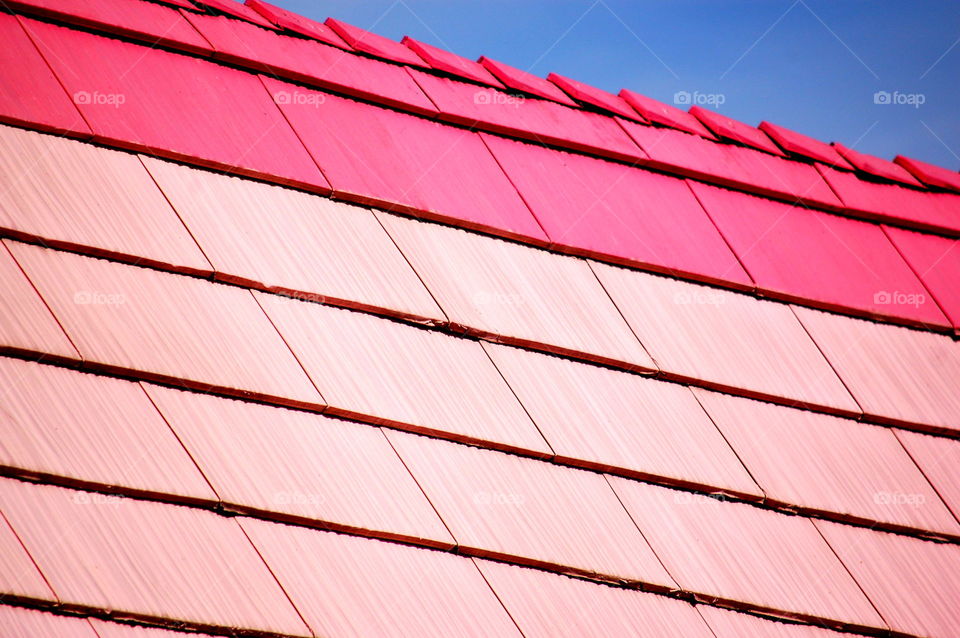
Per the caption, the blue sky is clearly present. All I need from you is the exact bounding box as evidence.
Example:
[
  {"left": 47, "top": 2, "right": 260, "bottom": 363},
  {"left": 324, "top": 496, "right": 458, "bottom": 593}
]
[{"left": 280, "top": 0, "right": 960, "bottom": 169}]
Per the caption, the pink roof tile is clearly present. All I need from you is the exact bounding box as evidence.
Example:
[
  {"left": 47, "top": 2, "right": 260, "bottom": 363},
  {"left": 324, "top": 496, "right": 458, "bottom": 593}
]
[
  {"left": 0, "top": 358, "right": 216, "bottom": 503},
  {"left": 240, "top": 517, "right": 524, "bottom": 638},
  {"left": 592, "top": 263, "right": 860, "bottom": 415},
  {"left": 479, "top": 56, "right": 578, "bottom": 106},
  {"left": 377, "top": 211, "right": 654, "bottom": 370},
  {"left": 23, "top": 18, "right": 328, "bottom": 191},
  {"left": 141, "top": 156, "right": 443, "bottom": 321},
  {"left": 547, "top": 72, "right": 643, "bottom": 120},
  {"left": 689, "top": 180, "right": 948, "bottom": 327},
  {"left": 387, "top": 430, "right": 676, "bottom": 586},
  {"left": 0, "top": 479, "right": 311, "bottom": 635},
  {"left": 883, "top": 225, "right": 960, "bottom": 330},
  {"left": 254, "top": 292, "right": 551, "bottom": 455},
  {"left": 816, "top": 520, "right": 960, "bottom": 638},
  {"left": 0, "top": 125, "right": 211, "bottom": 275},
  {"left": 7, "top": 241, "right": 324, "bottom": 407},
  {"left": 0, "top": 606, "right": 99, "bottom": 637},
  {"left": 262, "top": 77, "right": 548, "bottom": 244},
  {"left": 325, "top": 17, "right": 427, "bottom": 66},
  {"left": 244, "top": 0, "right": 348, "bottom": 47},
  {"left": 895, "top": 430, "right": 960, "bottom": 523},
  {"left": 194, "top": 0, "right": 276, "bottom": 29},
  {"left": 610, "top": 478, "right": 886, "bottom": 630},
  {"left": 699, "top": 606, "right": 852, "bottom": 637},
  {"left": 833, "top": 142, "right": 925, "bottom": 186},
  {"left": 619, "top": 89, "right": 715, "bottom": 138},
  {"left": 144, "top": 383, "right": 455, "bottom": 546},
  {"left": 402, "top": 37, "right": 504, "bottom": 87},
  {"left": 794, "top": 305, "right": 960, "bottom": 433},
  {"left": 0, "top": 508, "right": 56, "bottom": 603},
  {"left": 689, "top": 106, "right": 784, "bottom": 156},
  {"left": 483, "top": 342, "right": 761, "bottom": 497},
  {"left": 759, "top": 121, "right": 852, "bottom": 168},
  {"left": 895, "top": 154, "right": 960, "bottom": 192}
]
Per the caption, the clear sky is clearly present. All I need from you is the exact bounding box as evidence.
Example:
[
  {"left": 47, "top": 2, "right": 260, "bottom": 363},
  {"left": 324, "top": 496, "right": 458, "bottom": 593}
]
[{"left": 277, "top": 0, "right": 960, "bottom": 170}]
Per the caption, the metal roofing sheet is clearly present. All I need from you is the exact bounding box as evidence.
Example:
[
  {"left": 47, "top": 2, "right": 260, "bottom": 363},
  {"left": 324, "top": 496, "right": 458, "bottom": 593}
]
[
  {"left": 478, "top": 56, "right": 578, "bottom": 106},
  {"left": 481, "top": 134, "right": 752, "bottom": 287},
  {"left": 240, "top": 517, "right": 524, "bottom": 638},
  {"left": 0, "top": 479, "right": 311, "bottom": 635},
  {"left": 244, "top": 0, "right": 348, "bottom": 47},
  {"left": 0, "top": 125, "right": 211, "bottom": 275},
  {"left": 254, "top": 292, "right": 551, "bottom": 455},
  {"left": 698, "top": 605, "right": 849, "bottom": 637},
  {"left": 758, "top": 121, "right": 852, "bottom": 168},
  {"left": 694, "top": 388, "right": 960, "bottom": 536},
  {"left": 895, "top": 430, "right": 960, "bottom": 523},
  {"left": 816, "top": 519, "right": 960, "bottom": 638},
  {"left": 609, "top": 478, "right": 886, "bottom": 629},
  {"left": 262, "top": 77, "right": 548, "bottom": 243},
  {"left": 547, "top": 73, "right": 641, "bottom": 120},
  {"left": 794, "top": 305, "right": 960, "bottom": 432},
  {"left": 618, "top": 89, "right": 715, "bottom": 138},
  {"left": 403, "top": 37, "right": 504, "bottom": 87},
  {"left": 386, "top": 430, "right": 675, "bottom": 586},
  {"left": 141, "top": 156, "right": 443, "bottom": 321},
  {"left": 194, "top": 0, "right": 276, "bottom": 29},
  {"left": 23, "top": 18, "right": 328, "bottom": 191},
  {"left": 143, "top": 383, "right": 455, "bottom": 547},
  {"left": 476, "top": 558, "right": 715, "bottom": 638},
  {"left": 377, "top": 211, "right": 654, "bottom": 370},
  {"left": 7, "top": 241, "right": 323, "bottom": 407},
  {"left": 0, "top": 508, "right": 56, "bottom": 603},
  {"left": 895, "top": 154, "right": 960, "bottom": 192},
  {"left": 833, "top": 143, "right": 925, "bottom": 187},
  {"left": 0, "top": 358, "right": 216, "bottom": 502},
  {"left": 483, "top": 342, "right": 761, "bottom": 497},
  {"left": 325, "top": 17, "right": 427, "bottom": 66},
  {"left": 689, "top": 106, "right": 784, "bottom": 156},
  {"left": 690, "top": 180, "right": 948, "bottom": 327},
  {"left": 0, "top": 606, "right": 98, "bottom": 638},
  {"left": 592, "top": 263, "right": 860, "bottom": 414},
  {"left": 0, "top": 240, "right": 78, "bottom": 360},
  {"left": 883, "top": 225, "right": 960, "bottom": 330}
]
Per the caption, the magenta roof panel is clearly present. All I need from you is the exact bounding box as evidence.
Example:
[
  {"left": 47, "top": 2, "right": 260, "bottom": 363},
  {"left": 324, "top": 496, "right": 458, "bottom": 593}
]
[
  {"left": 896, "top": 154, "right": 960, "bottom": 192},
  {"left": 547, "top": 72, "right": 643, "bottom": 121},
  {"left": 194, "top": 0, "right": 276, "bottom": 29},
  {"left": 690, "top": 180, "right": 948, "bottom": 327},
  {"left": 483, "top": 134, "right": 752, "bottom": 287},
  {"left": 403, "top": 36, "right": 504, "bottom": 87},
  {"left": 240, "top": 517, "right": 524, "bottom": 638},
  {"left": 884, "top": 225, "right": 960, "bottom": 330},
  {"left": 759, "top": 120, "right": 853, "bottom": 168},
  {"left": 262, "top": 77, "right": 548, "bottom": 243},
  {"left": 377, "top": 211, "right": 655, "bottom": 369},
  {"left": 23, "top": 18, "right": 328, "bottom": 191},
  {"left": 244, "top": 0, "right": 348, "bottom": 47},
  {"left": 619, "top": 89, "right": 715, "bottom": 138},
  {"left": 0, "top": 606, "right": 99, "bottom": 638},
  {"left": 325, "top": 17, "right": 427, "bottom": 66},
  {"left": 895, "top": 430, "right": 960, "bottom": 522},
  {"left": 689, "top": 106, "right": 785, "bottom": 156},
  {"left": 144, "top": 383, "right": 455, "bottom": 546},
  {"left": 0, "top": 13, "right": 90, "bottom": 137},
  {"left": 699, "top": 605, "right": 848, "bottom": 637},
  {"left": 0, "top": 507, "right": 56, "bottom": 603},
  {"left": 387, "top": 430, "right": 676, "bottom": 586},
  {"left": 0, "top": 479, "right": 311, "bottom": 635},
  {"left": 833, "top": 142, "right": 925, "bottom": 187},
  {"left": 479, "top": 56, "right": 579, "bottom": 106}
]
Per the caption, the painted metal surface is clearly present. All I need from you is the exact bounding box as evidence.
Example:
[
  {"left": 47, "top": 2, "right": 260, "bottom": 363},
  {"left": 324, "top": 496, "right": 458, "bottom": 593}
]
[
  {"left": 0, "top": 507, "right": 56, "bottom": 603},
  {"left": 759, "top": 121, "right": 852, "bottom": 168},
  {"left": 325, "top": 17, "right": 427, "bottom": 66},
  {"left": 689, "top": 106, "right": 784, "bottom": 155},
  {"left": 403, "top": 37, "right": 504, "bottom": 87},
  {"left": 884, "top": 225, "right": 960, "bottom": 330},
  {"left": 194, "top": 0, "right": 276, "bottom": 29},
  {"left": 833, "top": 142, "right": 925, "bottom": 187},
  {"left": 619, "top": 89, "right": 715, "bottom": 137},
  {"left": 699, "top": 606, "right": 850, "bottom": 637},
  {"left": 547, "top": 73, "right": 642, "bottom": 120},
  {"left": 245, "top": 0, "right": 349, "bottom": 47},
  {"left": 478, "top": 56, "right": 578, "bottom": 106},
  {"left": 895, "top": 430, "right": 960, "bottom": 523},
  {"left": 0, "top": 606, "right": 99, "bottom": 638},
  {"left": 895, "top": 154, "right": 960, "bottom": 192}
]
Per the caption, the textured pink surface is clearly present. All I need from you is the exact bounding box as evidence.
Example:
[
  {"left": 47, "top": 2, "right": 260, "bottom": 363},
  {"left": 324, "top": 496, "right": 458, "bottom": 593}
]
[
  {"left": 184, "top": 12, "right": 436, "bottom": 116},
  {"left": 8, "top": 242, "right": 323, "bottom": 407},
  {"left": 240, "top": 517, "right": 523, "bottom": 638},
  {"left": 23, "top": 19, "right": 328, "bottom": 191},
  {"left": 621, "top": 119, "right": 842, "bottom": 208},
  {"left": 141, "top": 156, "right": 443, "bottom": 321},
  {"left": 403, "top": 37, "right": 503, "bottom": 86},
  {"left": 483, "top": 134, "right": 751, "bottom": 286},
  {"left": 816, "top": 519, "right": 960, "bottom": 638},
  {"left": 245, "top": 0, "right": 348, "bottom": 47},
  {"left": 759, "top": 121, "right": 852, "bottom": 168},
  {"left": 619, "top": 89, "right": 715, "bottom": 137},
  {"left": 695, "top": 388, "right": 959, "bottom": 535},
  {"left": 794, "top": 305, "right": 960, "bottom": 432},
  {"left": 0, "top": 479, "right": 311, "bottom": 635},
  {"left": 895, "top": 154, "right": 960, "bottom": 192},
  {"left": 90, "top": 618, "right": 222, "bottom": 638},
  {"left": 593, "top": 263, "right": 860, "bottom": 414},
  {"left": 0, "top": 241, "right": 78, "bottom": 360},
  {"left": 610, "top": 478, "right": 885, "bottom": 629},
  {"left": 689, "top": 106, "right": 784, "bottom": 155},
  {"left": 7, "top": 0, "right": 212, "bottom": 54},
  {"left": 255, "top": 292, "right": 551, "bottom": 454},
  {"left": 833, "top": 142, "right": 925, "bottom": 187},
  {"left": 690, "top": 181, "right": 947, "bottom": 326},
  {"left": 0, "top": 606, "right": 99, "bottom": 637},
  {"left": 819, "top": 164, "right": 960, "bottom": 234},
  {"left": 144, "top": 384, "right": 455, "bottom": 546},
  {"left": 325, "top": 17, "right": 426, "bottom": 66},
  {"left": 0, "top": 358, "right": 216, "bottom": 502},
  {"left": 0, "top": 14, "right": 90, "bottom": 137},
  {"left": 378, "top": 212, "right": 654, "bottom": 369},
  {"left": 387, "top": 431, "right": 675, "bottom": 585},
  {"left": 884, "top": 225, "right": 960, "bottom": 329},
  {"left": 0, "top": 509, "right": 55, "bottom": 602},
  {"left": 476, "top": 559, "right": 715, "bottom": 638},
  {"left": 547, "top": 73, "right": 641, "bottom": 120},
  {"left": 263, "top": 77, "right": 548, "bottom": 243},
  {"left": 0, "top": 126, "right": 211, "bottom": 274},
  {"left": 479, "top": 56, "right": 578, "bottom": 106},
  {"left": 194, "top": 0, "right": 276, "bottom": 28},
  {"left": 484, "top": 343, "right": 760, "bottom": 497},
  {"left": 895, "top": 430, "right": 960, "bottom": 522},
  {"left": 699, "top": 605, "right": 847, "bottom": 637},
  {"left": 408, "top": 70, "right": 643, "bottom": 161}
]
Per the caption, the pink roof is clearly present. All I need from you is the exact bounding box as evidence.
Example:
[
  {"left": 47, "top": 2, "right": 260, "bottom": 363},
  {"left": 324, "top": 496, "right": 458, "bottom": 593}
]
[
  {"left": 619, "top": 88, "right": 716, "bottom": 137},
  {"left": 690, "top": 105, "right": 785, "bottom": 155},
  {"left": 325, "top": 17, "right": 427, "bottom": 66},
  {"left": 479, "top": 56, "right": 579, "bottom": 105},
  {"left": 402, "top": 36, "right": 504, "bottom": 87},
  {"left": 547, "top": 72, "right": 643, "bottom": 120},
  {"left": 896, "top": 154, "right": 960, "bottom": 192},
  {"left": 759, "top": 120, "right": 853, "bottom": 168},
  {"left": 244, "top": 0, "right": 348, "bottom": 47},
  {"left": 834, "top": 142, "right": 926, "bottom": 186}
]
